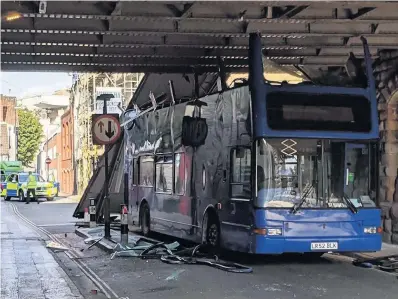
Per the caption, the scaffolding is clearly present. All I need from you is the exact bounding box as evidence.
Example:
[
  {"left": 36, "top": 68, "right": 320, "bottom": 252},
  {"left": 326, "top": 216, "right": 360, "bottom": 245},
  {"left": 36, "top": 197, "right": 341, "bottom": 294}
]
[{"left": 70, "top": 73, "right": 144, "bottom": 195}]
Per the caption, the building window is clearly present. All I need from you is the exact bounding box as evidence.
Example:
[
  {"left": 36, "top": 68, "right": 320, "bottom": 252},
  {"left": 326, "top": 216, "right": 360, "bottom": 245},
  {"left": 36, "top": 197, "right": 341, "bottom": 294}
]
[
  {"left": 174, "top": 153, "right": 185, "bottom": 195},
  {"left": 230, "top": 147, "right": 251, "bottom": 199},
  {"left": 66, "top": 122, "right": 69, "bottom": 147},
  {"left": 139, "top": 156, "right": 154, "bottom": 187},
  {"left": 155, "top": 155, "right": 173, "bottom": 193},
  {"left": 2, "top": 106, "right": 7, "bottom": 121},
  {"left": 62, "top": 124, "right": 65, "bottom": 148}
]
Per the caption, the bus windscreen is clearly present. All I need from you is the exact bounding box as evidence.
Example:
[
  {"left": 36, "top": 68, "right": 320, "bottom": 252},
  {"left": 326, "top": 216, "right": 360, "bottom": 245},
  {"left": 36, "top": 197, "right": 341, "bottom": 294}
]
[{"left": 266, "top": 92, "right": 372, "bottom": 132}]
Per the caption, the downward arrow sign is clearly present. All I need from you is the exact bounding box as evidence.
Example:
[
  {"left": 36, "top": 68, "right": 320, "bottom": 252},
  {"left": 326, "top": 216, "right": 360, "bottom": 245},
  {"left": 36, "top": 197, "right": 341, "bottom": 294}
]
[{"left": 105, "top": 121, "right": 115, "bottom": 138}]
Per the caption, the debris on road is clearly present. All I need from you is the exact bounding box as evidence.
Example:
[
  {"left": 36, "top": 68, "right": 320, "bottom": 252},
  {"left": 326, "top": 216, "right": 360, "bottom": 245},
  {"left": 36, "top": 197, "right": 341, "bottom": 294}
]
[
  {"left": 109, "top": 237, "right": 253, "bottom": 273},
  {"left": 165, "top": 269, "right": 186, "bottom": 281},
  {"left": 46, "top": 241, "right": 69, "bottom": 252},
  {"left": 353, "top": 255, "right": 398, "bottom": 274}
]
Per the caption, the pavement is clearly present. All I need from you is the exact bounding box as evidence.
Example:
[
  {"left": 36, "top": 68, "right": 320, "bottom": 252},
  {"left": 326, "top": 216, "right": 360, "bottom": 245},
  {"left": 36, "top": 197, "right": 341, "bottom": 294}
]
[
  {"left": 0, "top": 201, "right": 84, "bottom": 299},
  {"left": 47, "top": 195, "right": 81, "bottom": 204},
  {"left": 345, "top": 242, "right": 398, "bottom": 260},
  {"left": 4, "top": 199, "right": 398, "bottom": 299}
]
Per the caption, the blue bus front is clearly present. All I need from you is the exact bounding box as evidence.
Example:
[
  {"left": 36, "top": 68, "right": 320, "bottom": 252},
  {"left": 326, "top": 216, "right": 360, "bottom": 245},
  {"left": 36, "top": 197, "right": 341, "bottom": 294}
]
[
  {"left": 252, "top": 138, "right": 381, "bottom": 254},
  {"left": 248, "top": 33, "right": 382, "bottom": 254}
]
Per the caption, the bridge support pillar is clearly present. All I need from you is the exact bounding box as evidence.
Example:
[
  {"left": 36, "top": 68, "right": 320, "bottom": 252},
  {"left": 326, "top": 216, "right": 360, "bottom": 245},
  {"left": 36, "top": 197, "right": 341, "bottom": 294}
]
[{"left": 375, "top": 49, "right": 398, "bottom": 244}]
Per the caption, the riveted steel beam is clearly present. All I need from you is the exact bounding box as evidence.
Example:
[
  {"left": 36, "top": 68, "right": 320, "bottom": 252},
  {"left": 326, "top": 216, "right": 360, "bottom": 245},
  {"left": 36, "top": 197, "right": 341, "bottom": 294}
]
[{"left": 17, "top": 13, "right": 398, "bottom": 23}]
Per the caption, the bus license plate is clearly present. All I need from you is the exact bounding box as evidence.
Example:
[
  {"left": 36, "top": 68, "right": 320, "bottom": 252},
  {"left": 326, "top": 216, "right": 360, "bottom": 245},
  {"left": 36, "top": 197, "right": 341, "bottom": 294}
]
[{"left": 311, "top": 242, "right": 338, "bottom": 251}]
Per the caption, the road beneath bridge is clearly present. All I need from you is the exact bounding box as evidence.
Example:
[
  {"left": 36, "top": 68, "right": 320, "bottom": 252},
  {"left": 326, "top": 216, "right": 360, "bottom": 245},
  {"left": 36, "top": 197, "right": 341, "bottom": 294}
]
[{"left": 3, "top": 199, "right": 398, "bottom": 299}]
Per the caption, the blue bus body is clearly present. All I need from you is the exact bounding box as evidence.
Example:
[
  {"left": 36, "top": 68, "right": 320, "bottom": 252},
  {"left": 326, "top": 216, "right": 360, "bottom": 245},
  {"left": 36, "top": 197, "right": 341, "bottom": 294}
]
[{"left": 124, "top": 33, "right": 382, "bottom": 254}]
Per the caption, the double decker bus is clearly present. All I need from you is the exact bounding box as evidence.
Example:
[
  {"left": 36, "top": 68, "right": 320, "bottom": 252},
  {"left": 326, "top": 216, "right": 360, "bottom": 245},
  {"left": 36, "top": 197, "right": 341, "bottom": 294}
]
[{"left": 124, "top": 33, "right": 382, "bottom": 255}]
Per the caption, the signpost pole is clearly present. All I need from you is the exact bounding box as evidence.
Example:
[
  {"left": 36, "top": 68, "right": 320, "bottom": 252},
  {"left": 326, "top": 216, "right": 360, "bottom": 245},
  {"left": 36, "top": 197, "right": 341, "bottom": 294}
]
[
  {"left": 92, "top": 94, "right": 120, "bottom": 240},
  {"left": 102, "top": 96, "right": 111, "bottom": 239}
]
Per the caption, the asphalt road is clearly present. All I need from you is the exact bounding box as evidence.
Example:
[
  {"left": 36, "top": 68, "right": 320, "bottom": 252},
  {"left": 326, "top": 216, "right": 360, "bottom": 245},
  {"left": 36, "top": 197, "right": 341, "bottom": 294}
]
[
  {"left": 13, "top": 198, "right": 77, "bottom": 234},
  {"left": 11, "top": 200, "right": 398, "bottom": 299}
]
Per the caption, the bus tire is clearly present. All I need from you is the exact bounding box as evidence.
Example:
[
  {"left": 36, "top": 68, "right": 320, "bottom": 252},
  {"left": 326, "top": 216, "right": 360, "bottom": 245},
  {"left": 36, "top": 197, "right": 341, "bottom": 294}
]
[
  {"left": 5, "top": 196, "right": 11, "bottom": 201},
  {"left": 203, "top": 211, "right": 220, "bottom": 249},
  {"left": 18, "top": 191, "right": 25, "bottom": 202},
  {"left": 140, "top": 202, "right": 150, "bottom": 236}
]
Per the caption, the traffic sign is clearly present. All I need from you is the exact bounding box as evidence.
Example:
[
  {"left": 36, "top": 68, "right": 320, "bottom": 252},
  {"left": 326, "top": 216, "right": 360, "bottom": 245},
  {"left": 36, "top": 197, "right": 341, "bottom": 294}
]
[
  {"left": 91, "top": 114, "right": 121, "bottom": 145},
  {"left": 45, "top": 157, "right": 51, "bottom": 165}
]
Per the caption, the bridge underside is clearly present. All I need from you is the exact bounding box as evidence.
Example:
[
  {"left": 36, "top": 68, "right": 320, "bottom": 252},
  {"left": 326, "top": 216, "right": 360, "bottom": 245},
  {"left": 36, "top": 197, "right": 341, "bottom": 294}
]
[
  {"left": 2, "top": 1, "right": 398, "bottom": 243},
  {"left": 1, "top": 1, "right": 398, "bottom": 75}
]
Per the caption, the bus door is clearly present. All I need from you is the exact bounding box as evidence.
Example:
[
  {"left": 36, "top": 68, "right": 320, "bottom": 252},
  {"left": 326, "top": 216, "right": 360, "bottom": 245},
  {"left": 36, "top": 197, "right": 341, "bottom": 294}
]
[
  {"left": 222, "top": 147, "right": 252, "bottom": 250},
  {"left": 344, "top": 143, "right": 372, "bottom": 207}
]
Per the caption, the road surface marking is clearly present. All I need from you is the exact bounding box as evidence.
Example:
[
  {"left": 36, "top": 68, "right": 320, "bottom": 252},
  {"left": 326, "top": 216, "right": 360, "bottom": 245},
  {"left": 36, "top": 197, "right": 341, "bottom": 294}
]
[{"left": 9, "top": 202, "right": 120, "bottom": 299}]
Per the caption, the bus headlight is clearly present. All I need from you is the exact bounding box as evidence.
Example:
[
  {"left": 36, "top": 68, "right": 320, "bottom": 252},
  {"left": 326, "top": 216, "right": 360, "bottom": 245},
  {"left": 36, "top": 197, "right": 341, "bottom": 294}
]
[
  {"left": 267, "top": 228, "right": 282, "bottom": 236},
  {"left": 364, "top": 227, "right": 377, "bottom": 234},
  {"left": 253, "top": 227, "right": 283, "bottom": 236}
]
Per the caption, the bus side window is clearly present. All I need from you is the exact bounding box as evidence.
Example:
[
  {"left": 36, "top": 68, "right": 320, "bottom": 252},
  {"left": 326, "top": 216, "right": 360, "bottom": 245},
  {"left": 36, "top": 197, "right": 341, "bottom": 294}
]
[
  {"left": 139, "top": 156, "right": 154, "bottom": 187},
  {"left": 230, "top": 147, "right": 251, "bottom": 199},
  {"left": 133, "top": 158, "right": 138, "bottom": 185},
  {"left": 155, "top": 155, "right": 173, "bottom": 193},
  {"left": 174, "top": 153, "right": 185, "bottom": 195}
]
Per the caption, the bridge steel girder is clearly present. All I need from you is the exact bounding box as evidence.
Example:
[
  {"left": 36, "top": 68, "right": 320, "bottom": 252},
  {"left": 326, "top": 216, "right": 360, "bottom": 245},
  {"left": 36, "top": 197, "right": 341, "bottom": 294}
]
[{"left": 1, "top": 1, "right": 398, "bottom": 72}]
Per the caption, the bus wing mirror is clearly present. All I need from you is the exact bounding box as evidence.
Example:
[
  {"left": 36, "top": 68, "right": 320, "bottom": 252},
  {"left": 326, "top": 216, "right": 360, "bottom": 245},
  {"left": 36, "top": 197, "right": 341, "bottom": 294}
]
[{"left": 316, "top": 141, "right": 322, "bottom": 157}]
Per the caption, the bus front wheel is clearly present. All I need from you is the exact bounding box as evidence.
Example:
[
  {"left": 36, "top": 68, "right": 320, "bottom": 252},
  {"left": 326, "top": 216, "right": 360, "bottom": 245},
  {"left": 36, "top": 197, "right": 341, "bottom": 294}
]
[
  {"left": 140, "top": 203, "right": 150, "bottom": 236},
  {"left": 204, "top": 212, "right": 220, "bottom": 249}
]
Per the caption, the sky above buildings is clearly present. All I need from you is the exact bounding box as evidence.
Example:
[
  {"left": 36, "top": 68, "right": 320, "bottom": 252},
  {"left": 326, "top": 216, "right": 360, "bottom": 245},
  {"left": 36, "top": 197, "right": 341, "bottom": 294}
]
[{"left": 1, "top": 72, "right": 72, "bottom": 98}]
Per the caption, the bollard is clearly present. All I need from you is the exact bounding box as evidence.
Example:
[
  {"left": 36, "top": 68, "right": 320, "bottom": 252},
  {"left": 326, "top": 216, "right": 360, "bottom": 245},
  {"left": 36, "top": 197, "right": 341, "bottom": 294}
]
[
  {"left": 120, "top": 204, "right": 128, "bottom": 245},
  {"left": 84, "top": 207, "right": 90, "bottom": 223},
  {"left": 89, "top": 197, "right": 97, "bottom": 228}
]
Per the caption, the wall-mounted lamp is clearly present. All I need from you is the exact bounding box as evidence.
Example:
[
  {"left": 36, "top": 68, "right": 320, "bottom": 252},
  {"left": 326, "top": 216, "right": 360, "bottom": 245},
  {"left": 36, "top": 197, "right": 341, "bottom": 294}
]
[
  {"left": 39, "top": 1, "right": 47, "bottom": 14},
  {"left": 2, "top": 11, "right": 22, "bottom": 22}
]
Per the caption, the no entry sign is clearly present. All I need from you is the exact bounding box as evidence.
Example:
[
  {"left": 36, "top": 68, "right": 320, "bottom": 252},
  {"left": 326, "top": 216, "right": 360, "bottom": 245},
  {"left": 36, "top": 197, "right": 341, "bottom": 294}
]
[{"left": 92, "top": 114, "right": 121, "bottom": 145}]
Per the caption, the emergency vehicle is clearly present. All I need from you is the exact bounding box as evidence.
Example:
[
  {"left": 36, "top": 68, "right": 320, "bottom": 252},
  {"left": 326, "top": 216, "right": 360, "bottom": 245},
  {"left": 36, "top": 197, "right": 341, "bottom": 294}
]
[
  {"left": 1, "top": 161, "right": 23, "bottom": 197},
  {"left": 2, "top": 172, "right": 57, "bottom": 202}
]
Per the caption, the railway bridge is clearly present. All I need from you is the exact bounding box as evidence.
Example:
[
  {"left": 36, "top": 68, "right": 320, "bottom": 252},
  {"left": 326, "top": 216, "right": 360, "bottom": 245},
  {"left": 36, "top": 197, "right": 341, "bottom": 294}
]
[{"left": 2, "top": 1, "right": 398, "bottom": 244}]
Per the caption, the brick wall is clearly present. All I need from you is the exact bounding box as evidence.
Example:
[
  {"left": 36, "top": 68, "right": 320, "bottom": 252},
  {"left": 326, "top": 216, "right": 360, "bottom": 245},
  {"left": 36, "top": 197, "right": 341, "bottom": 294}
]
[
  {"left": 61, "top": 109, "right": 74, "bottom": 195},
  {"left": 0, "top": 95, "right": 17, "bottom": 125},
  {"left": 0, "top": 95, "right": 17, "bottom": 158}
]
